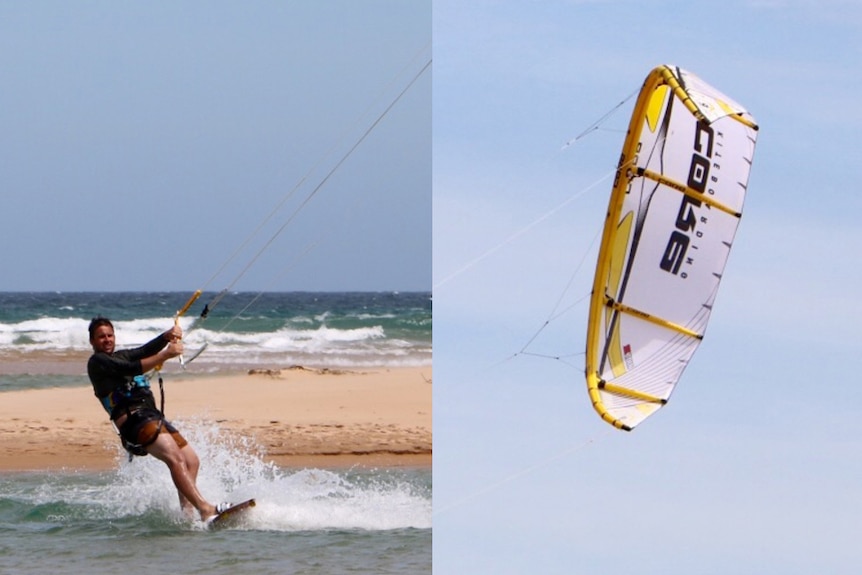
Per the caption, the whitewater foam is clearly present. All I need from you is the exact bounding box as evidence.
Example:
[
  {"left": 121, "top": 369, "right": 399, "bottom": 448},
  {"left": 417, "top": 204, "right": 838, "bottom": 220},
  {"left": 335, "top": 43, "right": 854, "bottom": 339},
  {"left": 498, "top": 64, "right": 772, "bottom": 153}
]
[{"left": 98, "top": 419, "right": 432, "bottom": 532}]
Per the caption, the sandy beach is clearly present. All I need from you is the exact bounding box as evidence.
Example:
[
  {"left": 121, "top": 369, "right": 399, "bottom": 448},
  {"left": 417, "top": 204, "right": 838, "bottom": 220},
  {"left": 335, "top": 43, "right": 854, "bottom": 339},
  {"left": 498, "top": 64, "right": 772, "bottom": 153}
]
[{"left": 0, "top": 366, "right": 431, "bottom": 472}]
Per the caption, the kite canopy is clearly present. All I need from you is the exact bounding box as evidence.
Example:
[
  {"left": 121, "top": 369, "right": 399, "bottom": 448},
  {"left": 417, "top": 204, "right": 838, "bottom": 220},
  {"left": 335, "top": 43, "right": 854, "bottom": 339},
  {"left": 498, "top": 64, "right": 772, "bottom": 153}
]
[{"left": 585, "top": 65, "right": 758, "bottom": 431}]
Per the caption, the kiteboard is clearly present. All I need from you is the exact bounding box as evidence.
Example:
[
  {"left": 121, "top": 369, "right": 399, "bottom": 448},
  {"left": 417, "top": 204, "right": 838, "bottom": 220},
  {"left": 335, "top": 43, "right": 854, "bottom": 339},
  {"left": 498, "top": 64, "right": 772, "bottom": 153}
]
[{"left": 207, "top": 498, "right": 256, "bottom": 529}]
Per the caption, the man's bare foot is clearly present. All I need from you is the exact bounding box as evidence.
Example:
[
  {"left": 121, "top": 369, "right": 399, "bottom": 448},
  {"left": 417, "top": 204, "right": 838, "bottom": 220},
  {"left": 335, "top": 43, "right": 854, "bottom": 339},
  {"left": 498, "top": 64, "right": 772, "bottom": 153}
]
[{"left": 199, "top": 503, "right": 218, "bottom": 522}]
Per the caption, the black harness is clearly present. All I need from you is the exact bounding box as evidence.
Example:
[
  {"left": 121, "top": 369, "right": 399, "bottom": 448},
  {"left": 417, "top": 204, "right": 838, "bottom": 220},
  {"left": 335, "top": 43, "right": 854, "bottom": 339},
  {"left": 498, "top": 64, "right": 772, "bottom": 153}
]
[{"left": 115, "top": 373, "right": 167, "bottom": 461}]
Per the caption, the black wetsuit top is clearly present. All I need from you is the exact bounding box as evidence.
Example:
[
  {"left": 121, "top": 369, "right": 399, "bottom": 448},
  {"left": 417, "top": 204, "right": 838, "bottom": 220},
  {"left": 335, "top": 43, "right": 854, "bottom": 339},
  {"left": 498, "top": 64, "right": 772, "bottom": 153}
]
[{"left": 87, "top": 335, "right": 168, "bottom": 420}]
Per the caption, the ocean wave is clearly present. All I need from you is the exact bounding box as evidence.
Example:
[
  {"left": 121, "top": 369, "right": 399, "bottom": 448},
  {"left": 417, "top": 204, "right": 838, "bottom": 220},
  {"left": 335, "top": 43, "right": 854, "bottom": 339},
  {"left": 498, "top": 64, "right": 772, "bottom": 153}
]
[
  {"left": 0, "top": 316, "right": 431, "bottom": 371},
  {"left": 0, "top": 292, "right": 432, "bottom": 373}
]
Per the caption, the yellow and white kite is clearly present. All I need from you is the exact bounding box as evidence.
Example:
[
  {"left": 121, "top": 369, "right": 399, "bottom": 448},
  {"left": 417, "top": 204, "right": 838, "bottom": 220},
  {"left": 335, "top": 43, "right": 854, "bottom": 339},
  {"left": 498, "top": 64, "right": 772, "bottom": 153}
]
[{"left": 585, "top": 65, "right": 759, "bottom": 431}]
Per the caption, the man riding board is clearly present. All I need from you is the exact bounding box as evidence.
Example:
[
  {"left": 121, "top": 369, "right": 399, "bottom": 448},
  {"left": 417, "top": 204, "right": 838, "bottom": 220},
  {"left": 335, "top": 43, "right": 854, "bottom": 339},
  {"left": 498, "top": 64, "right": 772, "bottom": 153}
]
[{"left": 87, "top": 317, "right": 226, "bottom": 522}]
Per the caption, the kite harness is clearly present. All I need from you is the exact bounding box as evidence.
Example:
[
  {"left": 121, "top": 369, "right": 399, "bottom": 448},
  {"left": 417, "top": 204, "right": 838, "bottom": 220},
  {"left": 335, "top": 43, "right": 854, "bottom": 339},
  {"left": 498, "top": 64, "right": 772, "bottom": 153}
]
[{"left": 108, "top": 374, "right": 167, "bottom": 461}]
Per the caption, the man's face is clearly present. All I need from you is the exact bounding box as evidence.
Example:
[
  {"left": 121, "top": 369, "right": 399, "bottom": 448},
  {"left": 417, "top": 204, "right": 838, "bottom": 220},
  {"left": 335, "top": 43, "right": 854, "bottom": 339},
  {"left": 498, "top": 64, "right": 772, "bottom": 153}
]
[{"left": 90, "top": 324, "right": 115, "bottom": 354}]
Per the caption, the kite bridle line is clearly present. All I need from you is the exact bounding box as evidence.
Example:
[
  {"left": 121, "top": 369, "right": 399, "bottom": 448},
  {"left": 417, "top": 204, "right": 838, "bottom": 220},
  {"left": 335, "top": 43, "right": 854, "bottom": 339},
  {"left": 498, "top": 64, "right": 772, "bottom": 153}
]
[
  {"left": 560, "top": 87, "right": 639, "bottom": 151},
  {"left": 434, "top": 84, "right": 641, "bottom": 293}
]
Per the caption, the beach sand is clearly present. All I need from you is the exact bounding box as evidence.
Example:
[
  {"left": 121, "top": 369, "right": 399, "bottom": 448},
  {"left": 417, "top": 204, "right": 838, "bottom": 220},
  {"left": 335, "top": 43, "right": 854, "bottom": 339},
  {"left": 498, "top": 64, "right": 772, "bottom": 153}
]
[{"left": 0, "top": 366, "right": 431, "bottom": 471}]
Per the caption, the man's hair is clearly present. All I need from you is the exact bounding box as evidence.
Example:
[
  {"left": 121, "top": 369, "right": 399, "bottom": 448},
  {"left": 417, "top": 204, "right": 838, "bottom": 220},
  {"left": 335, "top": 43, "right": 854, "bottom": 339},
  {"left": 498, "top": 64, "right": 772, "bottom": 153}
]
[{"left": 88, "top": 316, "right": 113, "bottom": 340}]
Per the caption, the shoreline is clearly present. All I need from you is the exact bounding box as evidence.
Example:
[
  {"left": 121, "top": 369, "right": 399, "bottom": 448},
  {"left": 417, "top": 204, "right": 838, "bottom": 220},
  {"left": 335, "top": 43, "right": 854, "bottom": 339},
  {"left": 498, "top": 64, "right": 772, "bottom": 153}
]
[{"left": 0, "top": 366, "right": 431, "bottom": 472}]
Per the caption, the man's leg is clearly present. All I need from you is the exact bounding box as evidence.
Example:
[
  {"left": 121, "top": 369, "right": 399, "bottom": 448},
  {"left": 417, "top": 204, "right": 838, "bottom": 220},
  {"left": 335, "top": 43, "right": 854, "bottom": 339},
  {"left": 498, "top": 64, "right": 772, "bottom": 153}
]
[
  {"left": 146, "top": 432, "right": 216, "bottom": 520},
  {"left": 176, "top": 443, "right": 202, "bottom": 516}
]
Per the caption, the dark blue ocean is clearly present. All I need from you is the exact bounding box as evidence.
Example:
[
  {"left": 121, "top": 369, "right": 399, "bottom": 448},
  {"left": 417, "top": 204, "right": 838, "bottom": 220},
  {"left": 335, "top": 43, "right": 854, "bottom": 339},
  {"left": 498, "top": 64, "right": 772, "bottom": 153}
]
[
  {"left": 0, "top": 292, "right": 431, "bottom": 574},
  {"left": 1, "top": 291, "right": 432, "bottom": 390}
]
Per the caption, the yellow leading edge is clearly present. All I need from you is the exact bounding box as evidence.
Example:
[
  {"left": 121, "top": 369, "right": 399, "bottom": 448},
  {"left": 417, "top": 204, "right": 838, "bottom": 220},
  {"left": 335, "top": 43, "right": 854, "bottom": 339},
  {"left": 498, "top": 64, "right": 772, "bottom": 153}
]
[{"left": 585, "top": 65, "right": 759, "bottom": 431}]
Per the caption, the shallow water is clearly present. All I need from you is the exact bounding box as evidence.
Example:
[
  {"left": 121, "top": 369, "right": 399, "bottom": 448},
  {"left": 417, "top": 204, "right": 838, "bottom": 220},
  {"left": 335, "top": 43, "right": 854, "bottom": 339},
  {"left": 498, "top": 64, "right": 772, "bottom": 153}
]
[{"left": 0, "top": 432, "right": 431, "bottom": 575}]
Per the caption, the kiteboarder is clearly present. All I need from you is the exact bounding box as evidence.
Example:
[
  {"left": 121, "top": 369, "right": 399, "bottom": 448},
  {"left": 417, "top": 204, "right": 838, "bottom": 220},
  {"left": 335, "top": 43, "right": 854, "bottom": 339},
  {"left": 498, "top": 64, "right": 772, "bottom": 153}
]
[{"left": 86, "top": 317, "right": 226, "bottom": 521}]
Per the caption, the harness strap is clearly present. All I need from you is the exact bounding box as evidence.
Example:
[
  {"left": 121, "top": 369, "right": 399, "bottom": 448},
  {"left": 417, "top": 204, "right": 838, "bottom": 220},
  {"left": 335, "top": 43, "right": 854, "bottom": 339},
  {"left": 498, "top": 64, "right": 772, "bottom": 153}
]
[
  {"left": 115, "top": 372, "right": 168, "bottom": 461},
  {"left": 158, "top": 371, "right": 165, "bottom": 415}
]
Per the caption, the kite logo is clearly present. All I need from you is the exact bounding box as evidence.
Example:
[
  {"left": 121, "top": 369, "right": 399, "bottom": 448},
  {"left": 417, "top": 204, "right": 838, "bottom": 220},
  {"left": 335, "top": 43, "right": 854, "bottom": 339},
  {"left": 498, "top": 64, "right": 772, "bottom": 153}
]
[
  {"left": 623, "top": 344, "right": 634, "bottom": 370},
  {"left": 660, "top": 122, "right": 714, "bottom": 277}
]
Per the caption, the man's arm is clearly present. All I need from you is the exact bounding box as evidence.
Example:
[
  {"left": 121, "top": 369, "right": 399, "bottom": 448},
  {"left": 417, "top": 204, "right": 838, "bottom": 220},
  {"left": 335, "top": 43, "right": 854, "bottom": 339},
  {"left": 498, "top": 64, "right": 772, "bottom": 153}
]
[
  {"left": 130, "top": 324, "right": 181, "bottom": 356},
  {"left": 139, "top": 340, "right": 183, "bottom": 372}
]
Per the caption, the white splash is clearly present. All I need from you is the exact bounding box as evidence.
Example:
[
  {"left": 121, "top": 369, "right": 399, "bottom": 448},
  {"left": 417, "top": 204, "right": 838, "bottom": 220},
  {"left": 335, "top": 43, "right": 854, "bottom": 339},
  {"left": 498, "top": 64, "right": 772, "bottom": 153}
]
[{"left": 102, "top": 418, "right": 432, "bottom": 532}]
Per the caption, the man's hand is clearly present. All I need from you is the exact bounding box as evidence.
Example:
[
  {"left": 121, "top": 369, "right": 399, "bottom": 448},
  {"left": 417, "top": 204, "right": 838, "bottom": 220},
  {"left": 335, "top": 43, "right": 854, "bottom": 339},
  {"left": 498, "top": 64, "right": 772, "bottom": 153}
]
[
  {"left": 163, "top": 325, "right": 183, "bottom": 342},
  {"left": 163, "top": 340, "right": 184, "bottom": 359},
  {"left": 141, "top": 336, "right": 185, "bottom": 373}
]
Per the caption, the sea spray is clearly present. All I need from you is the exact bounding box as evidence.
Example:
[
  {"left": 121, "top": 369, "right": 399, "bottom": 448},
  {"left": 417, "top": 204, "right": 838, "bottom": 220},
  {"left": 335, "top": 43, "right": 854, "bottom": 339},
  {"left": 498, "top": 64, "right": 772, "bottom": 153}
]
[
  {"left": 94, "top": 418, "right": 432, "bottom": 531},
  {"left": 0, "top": 428, "right": 430, "bottom": 575}
]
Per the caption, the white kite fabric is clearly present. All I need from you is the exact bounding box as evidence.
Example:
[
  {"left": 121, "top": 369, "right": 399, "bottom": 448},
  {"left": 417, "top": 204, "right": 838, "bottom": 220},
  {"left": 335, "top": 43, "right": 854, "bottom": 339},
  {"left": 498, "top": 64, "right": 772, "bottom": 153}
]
[{"left": 584, "top": 65, "right": 759, "bottom": 431}]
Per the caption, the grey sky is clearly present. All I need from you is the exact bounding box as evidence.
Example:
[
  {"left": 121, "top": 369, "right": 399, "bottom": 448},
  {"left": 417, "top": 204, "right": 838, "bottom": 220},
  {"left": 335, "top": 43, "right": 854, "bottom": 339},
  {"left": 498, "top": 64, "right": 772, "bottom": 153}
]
[{"left": 0, "top": 1, "right": 430, "bottom": 292}]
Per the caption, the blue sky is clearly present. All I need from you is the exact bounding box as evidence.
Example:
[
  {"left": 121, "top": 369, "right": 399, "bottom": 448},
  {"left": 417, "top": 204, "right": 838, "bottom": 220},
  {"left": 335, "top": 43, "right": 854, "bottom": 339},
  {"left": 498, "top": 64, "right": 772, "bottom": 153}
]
[
  {"left": 0, "top": 1, "right": 430, "bottom": 292},
  {"left": 434, "top": 1, "right": 862, "bottom": 574}
]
